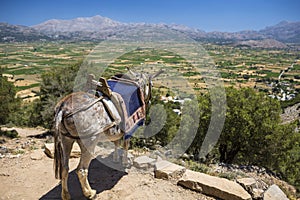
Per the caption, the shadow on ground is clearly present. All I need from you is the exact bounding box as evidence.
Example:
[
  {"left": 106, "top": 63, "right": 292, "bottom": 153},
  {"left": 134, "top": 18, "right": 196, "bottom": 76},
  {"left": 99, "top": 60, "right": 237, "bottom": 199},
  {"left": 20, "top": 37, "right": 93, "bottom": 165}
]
[{"left": 40, "top": 155, "right": 127, "bottom": 199}]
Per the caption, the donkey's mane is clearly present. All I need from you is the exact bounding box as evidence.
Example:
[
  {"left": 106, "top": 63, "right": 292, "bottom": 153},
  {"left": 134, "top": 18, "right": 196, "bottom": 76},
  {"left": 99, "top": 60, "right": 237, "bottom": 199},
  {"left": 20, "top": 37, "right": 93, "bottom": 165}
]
[{"left": 113, "top": 73, "right": 133, "bottom": 80}]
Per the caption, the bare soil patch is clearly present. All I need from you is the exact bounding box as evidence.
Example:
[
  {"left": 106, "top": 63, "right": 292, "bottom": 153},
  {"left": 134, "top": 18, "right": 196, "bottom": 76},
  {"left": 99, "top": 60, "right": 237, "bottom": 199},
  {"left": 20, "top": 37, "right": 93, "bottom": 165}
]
[{"left": 0, "top": 127, "right": 214, "bottom": 200}]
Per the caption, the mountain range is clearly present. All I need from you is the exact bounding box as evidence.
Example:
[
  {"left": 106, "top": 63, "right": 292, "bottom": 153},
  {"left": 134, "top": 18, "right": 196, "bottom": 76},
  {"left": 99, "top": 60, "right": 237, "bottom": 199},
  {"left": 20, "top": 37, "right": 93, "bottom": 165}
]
[{"left": 1, "top": 15, "right": 300, "bottom": 48}]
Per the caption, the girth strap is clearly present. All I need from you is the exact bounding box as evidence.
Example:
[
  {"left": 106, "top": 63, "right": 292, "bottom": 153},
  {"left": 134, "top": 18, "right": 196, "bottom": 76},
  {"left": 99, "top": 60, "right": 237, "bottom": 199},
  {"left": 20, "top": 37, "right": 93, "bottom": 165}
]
[{"left": 64, "top": 96, "right": 104, "bottom": 119}]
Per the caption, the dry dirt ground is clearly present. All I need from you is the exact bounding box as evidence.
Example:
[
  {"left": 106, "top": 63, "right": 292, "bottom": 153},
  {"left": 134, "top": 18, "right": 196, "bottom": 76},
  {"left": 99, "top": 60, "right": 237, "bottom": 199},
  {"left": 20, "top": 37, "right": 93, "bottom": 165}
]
[{"left": 0, "top": 127, "right": 214, "bottom": 200}]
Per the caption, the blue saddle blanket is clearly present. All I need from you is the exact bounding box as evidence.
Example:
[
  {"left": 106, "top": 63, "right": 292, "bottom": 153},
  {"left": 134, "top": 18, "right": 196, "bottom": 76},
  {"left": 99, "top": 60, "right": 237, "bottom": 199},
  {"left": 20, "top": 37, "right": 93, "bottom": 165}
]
[{"left": 107, "top": 79, "right": 145, "bottom": 139}]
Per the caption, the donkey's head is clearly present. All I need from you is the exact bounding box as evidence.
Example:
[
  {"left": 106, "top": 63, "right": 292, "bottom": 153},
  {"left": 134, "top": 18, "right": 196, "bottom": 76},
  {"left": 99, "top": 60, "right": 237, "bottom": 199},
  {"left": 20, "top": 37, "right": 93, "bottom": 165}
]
[{"left": 125, "top": 67, "right": 163, "bottom": 105}]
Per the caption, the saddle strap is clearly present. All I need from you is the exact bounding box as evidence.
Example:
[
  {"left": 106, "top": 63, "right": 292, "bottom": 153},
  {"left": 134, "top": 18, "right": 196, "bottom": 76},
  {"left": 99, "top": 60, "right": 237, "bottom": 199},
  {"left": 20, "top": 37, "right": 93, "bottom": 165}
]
[{"left": 61, "top": 121, "right": 117, "bottom": 140}]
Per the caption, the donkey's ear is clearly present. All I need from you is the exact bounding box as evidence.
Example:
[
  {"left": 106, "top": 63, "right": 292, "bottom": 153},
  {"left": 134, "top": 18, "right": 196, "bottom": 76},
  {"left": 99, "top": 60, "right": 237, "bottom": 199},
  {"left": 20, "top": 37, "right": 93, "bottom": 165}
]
[
  {"left": 150, "top": 69, "right": 164, "bottom": 80},
  {"left": 126, "top": 66, "right": 136, "bottom": 77}
]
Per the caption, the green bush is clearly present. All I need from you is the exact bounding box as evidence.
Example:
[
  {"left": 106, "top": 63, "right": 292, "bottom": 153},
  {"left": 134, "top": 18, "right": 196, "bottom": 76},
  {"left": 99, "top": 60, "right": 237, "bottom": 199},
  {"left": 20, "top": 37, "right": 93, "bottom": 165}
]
[{"left": 0, "top": 129, "right": 19, "bottom": 138}]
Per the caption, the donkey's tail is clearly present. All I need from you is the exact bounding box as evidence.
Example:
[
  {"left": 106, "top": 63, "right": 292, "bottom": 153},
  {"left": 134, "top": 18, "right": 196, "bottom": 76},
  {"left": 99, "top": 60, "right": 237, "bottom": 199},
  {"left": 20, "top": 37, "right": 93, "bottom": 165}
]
[{"left": 54, "top": 110, "right": 64, "bottom": 180}]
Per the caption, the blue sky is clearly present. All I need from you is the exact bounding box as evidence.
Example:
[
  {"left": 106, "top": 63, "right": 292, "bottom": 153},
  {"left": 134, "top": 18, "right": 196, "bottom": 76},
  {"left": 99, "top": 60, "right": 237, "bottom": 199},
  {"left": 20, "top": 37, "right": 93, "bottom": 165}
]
[{"left": 0, "top": 0, "right": 299, "bottom": 32}]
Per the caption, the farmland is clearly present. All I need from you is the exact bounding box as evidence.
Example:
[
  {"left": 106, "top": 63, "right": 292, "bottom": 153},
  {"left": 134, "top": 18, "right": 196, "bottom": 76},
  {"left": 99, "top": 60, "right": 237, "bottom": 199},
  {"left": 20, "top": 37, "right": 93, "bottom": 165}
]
[
  {"left": 1, "top": 41, "right": 299, "bottom": 100},
  {"left": 0, "top": 42, "right": 95, "bottom": 100}
]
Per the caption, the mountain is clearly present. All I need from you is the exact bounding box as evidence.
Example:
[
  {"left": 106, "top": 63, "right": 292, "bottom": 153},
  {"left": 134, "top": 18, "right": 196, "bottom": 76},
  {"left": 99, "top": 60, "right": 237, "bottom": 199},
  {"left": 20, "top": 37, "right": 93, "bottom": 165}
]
[
  {"left": 31, "top": 15, "right": 126, "bottom": 40},
  {"left": 32, "top": 15, "right": 123, "bottom": 33},
  {"left": 1, "top": 15, "right": 300, "bottom": 47},
  {"left": 259, "top": 21, "right": 300, "bottom": 43},
  {"left": 0, "top": 23, "right": 50, "bottom": 42}
]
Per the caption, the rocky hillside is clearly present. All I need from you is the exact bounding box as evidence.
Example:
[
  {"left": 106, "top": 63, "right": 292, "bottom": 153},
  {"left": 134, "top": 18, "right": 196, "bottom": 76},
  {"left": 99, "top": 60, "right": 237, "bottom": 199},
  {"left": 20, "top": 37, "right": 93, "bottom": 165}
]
[
  {"left": 260, "top": 21, "right": 300, "bottom": 43},
  {"left": 0, "top": 23, "right": 50, "bottom": 42},
  {"left": 0, "top": 127, "right": 298, "bottom": 200}
]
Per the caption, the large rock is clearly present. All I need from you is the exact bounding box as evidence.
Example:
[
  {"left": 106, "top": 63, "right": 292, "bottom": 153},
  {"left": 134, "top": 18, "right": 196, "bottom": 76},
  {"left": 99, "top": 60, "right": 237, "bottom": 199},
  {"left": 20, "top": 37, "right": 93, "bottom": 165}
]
[
  {"left": 154, "top": 160, "right": 186, "bottom": 181},
  {"left": 133, "top": 155, "right": 156, "bottom": 169},
  {"left": 44, "top": 142, "right": 81, "bottom": 158},
  {"left": 263, "top": 184, "right": 288, "bottom": 200},
  {"left": 178, "top": 169, "right": 251, "bottom": 200}
]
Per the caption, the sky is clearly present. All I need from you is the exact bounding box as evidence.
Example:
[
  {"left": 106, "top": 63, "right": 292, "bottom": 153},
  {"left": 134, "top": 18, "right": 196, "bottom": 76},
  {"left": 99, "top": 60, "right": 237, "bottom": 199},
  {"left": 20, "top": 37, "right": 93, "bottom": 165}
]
[{"left": 0, "top": 0, "right": 299, "bottom": 32}]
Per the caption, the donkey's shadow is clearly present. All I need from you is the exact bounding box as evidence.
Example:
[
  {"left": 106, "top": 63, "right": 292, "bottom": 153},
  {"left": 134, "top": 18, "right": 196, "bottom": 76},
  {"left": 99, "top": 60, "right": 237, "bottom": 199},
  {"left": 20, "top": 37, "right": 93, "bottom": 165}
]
[{"left": 40, "top": 155, "right": 127, "bottom": 200}]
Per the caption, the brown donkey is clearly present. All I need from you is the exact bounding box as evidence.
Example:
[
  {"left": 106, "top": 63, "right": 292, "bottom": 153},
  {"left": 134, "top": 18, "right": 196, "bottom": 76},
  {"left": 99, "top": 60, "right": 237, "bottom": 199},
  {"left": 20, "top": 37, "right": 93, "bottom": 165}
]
[{"left": 53, "top": 69, "right": 162, "bottom": 200}]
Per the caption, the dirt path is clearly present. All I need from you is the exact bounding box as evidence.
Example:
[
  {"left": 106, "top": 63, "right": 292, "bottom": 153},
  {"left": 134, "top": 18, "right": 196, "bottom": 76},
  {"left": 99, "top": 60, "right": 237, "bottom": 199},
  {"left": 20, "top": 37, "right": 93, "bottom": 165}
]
[{"left": 0, "top": 128, "right": 214, "bottom": 200}]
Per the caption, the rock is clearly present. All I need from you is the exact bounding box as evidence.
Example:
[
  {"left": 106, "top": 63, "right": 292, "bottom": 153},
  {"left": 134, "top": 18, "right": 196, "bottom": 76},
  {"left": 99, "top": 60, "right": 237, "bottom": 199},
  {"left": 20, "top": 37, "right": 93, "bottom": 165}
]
[
  {"left": 263, "top": 184, "right": 289, "bottom": 200},
  {"left": 253, "top": 188, "right": 264, "bottom": 199},
  {"left": 44, "top": 142, "right": 81, "bottom": 158},
  {"left": 164, "top": 150, "right": 172, "bottom": 157},
  {"left": 0, "top": 146, "right": 8, "bottom": 154},
  {"left": 178, "top": 169, "right": 251, "bottom": 200},
  {"left": 7, "top": 154, "right": 21, "bottom": 159},
  {"left": 154, "top": 160, "right": 186, "bottom": 181},
  {"left": 133, "top": 155, "right": 156, "bottom": 169},
  {"left": 151, "top": 150, "right": 165, "bottom": 159},
  {"left": 237, "top": 178, "right": 256, "bottom": 189},
  {"left": 44, "top": 143, "right": 54, "bottom": 158},
  {"left": 236, "top": 178, "right": 264, "bottom": 199},
  {"left": 180, "top": 153, "right": 190, "bottom": 160},
  {"left": 237, "top": 178, "right": 264, "bottom": 199},
  {"left": 30, "top": 149, "right": 44, "bottom": 160}
]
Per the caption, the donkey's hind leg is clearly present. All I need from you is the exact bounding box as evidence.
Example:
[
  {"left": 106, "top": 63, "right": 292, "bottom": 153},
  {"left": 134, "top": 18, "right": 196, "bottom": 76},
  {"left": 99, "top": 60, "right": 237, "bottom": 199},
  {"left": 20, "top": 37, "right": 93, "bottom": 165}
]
[
  {"left": 122, "top": 138, "right": 130, "bottom": 166},
  {"left": 76, "top": 139, "right": 97, "bottom": 199},
  {"left": 61, "top": 136, "right": 74, "bottom": 200}
]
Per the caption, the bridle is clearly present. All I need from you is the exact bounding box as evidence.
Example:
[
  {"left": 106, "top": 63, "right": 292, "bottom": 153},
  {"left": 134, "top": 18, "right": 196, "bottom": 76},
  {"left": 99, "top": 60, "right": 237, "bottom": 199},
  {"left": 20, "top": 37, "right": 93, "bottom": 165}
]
[
  {"left": 139, "top": 74, "right": 153, "bottom": 106},
  {"left": 125, "top": 67, "right": 163, "bottom": 107}
]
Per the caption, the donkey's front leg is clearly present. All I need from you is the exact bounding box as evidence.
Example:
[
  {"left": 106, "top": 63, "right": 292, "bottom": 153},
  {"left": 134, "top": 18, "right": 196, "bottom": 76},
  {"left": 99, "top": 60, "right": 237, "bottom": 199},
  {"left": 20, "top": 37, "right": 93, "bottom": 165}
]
[
  {"left": 76, "top": 140, "right": 97, "bottom": 200},
  {"left": 113, "top": 140, "right": 120, "bottom": 162},
  {"left": 122, "top": 139, "right": 130, "bottom": 166}
]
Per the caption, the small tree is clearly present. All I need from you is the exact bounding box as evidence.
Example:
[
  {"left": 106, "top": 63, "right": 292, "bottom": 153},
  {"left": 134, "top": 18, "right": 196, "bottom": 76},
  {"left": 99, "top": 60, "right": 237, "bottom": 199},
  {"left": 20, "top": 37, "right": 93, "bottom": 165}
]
[
  {"left": 218, "top": 87, "right": 281, "bottom": 164},
  {"left": 38, "top": 61, "right": 81, "bottom": 128},
  {"left": 0, "top": 72, "right": 21, "bottom": 125}
]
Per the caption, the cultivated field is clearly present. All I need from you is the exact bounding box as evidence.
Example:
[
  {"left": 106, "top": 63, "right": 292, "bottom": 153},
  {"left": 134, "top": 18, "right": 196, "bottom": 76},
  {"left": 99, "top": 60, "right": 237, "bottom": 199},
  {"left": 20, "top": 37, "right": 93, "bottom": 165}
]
[
  {"left": 0, "top": 42, "right": 95, "bottom": 101},
  {"left": 1, "top": 41, "right": 299, "bottom": 100}
]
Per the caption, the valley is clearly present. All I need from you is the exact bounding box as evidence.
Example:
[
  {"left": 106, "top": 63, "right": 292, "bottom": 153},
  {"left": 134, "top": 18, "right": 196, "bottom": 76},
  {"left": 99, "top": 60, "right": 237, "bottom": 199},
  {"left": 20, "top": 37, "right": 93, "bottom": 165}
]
[{"left": 1, "top": 14, "right": 300, "bottom": 199}]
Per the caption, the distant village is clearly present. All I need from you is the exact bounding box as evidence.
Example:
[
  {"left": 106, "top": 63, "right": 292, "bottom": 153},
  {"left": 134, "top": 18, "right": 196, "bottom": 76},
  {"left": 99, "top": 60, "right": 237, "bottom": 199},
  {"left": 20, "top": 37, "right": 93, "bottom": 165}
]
[{"left": 267, "top": 59, "right": 299, "bottom": 101}]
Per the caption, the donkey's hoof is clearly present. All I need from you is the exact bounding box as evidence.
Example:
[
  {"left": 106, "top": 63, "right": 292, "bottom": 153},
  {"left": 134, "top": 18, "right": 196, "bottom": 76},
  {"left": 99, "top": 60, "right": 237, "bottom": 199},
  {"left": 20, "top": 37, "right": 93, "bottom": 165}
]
[
  {"left": 86, "top": 189, "right": 97, "bottom": 200},
  {"left": 113, "top": 156, "right": 120, "bottom": 163},
  {"left": 61, "top": 192, "right": 71, "bottom": 200}
]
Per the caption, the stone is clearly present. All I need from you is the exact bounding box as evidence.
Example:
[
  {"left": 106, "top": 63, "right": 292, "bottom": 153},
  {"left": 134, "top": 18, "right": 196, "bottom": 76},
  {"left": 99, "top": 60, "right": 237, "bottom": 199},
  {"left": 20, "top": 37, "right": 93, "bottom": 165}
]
[
  {"left": 178, "top": 169, "right": 251, "bottom": 200},
  {"left": 263, "top": 184, "right": 289, "bottom": 200},
  {"left": 252, "top": 188, "right": 264, "bottom": 199},
  {"left": 44, "top": 143, "right": 54, "bottom": 158},
  {"left": 133, "top": 155, "right": 156, "bottom": 169},
  {"left": 237, "top": 178, "right": 256, "bottom": 189},
  {"left": 0, "top": 146, "right": 8, "bottom": 154},
  {"left": 154, "top": 160, "right": 186, "bottom": 181},
  {"left": 44, "top": 142, "right": 81, "bottom": 158},
  {"left": 7, "top": 154, "right": 21, "bottom": 159},
  {"left": 237, "top": 178, "right": 264, "bottom": 199},
  {"left": 30, "top": 149, "right": 44, "bottom": 160}
]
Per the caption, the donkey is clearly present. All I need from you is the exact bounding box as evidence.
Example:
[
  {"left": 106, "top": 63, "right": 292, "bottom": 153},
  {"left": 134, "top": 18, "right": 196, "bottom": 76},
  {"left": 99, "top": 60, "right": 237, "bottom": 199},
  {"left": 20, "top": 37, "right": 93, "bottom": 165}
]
[{"left": 53, "top": 69, "right": 162, "bottom": 200}]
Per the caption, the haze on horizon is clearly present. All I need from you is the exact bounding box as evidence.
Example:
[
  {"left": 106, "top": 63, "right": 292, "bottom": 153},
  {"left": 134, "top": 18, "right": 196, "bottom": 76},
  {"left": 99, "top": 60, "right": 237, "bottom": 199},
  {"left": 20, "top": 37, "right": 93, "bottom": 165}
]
[{"left": 0, "top": 0, "right": 300, "bottom": 32}]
